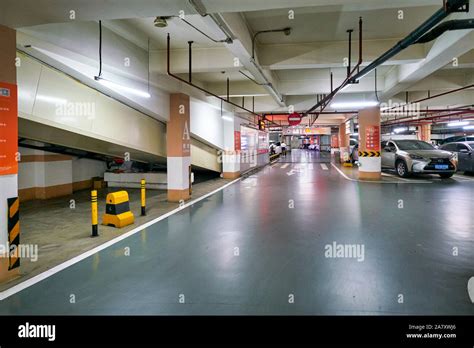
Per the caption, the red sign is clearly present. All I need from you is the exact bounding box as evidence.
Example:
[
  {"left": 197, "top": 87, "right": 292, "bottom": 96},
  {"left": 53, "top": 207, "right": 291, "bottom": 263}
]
[
  {"left": 365, "top": 125, "right": 380, "bottom": 151},
  {"left": 0, "top": 82, "right": 18, "bottom": 175},
  {"left": 288, "top": 113, "right": 302, "bottom": 126},
  {"left": 234, "top": 131, "right": 241, "bottom": 151}
]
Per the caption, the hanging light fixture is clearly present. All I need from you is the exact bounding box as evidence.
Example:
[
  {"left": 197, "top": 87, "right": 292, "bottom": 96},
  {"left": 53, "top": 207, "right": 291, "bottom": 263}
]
[{"left": 94, "top": 20, "right": 151, "bottom": 98}]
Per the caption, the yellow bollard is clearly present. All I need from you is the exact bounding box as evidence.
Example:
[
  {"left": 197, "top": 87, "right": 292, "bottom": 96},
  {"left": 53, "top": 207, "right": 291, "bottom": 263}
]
[
  {"left": 91, "top": 190, "right": 98, "bottom": 237},
  {"left": 141, "top": 179, "right": 146, "bottom": 216}
]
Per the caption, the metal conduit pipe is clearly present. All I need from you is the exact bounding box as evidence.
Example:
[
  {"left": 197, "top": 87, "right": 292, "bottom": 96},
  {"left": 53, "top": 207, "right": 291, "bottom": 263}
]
[
  {"left": 167, "top": 34, "right": 261, "bottom": 120},
  {"left": 382, "top": 84, "right": 474, "bottom": 112},
  {"left": 415, "top": 18, "right": 474, "bottom": 44},
  {"left": 382, "top": 111, "right": 474, "bottom": 126},
  {"left": 306, "top": 17, "right": 363, "bottom": 122},
  {"left": 348, "top": 0, "right": 469, "bottom": 83},
  {"left": 188, "top": 0, "right": 285, "bottom": 107}
]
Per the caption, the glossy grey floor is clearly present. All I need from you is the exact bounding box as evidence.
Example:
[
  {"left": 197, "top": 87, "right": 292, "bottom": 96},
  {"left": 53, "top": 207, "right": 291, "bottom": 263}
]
[{"left": 1, "top": 150, "right": 473, "bottom": 315}]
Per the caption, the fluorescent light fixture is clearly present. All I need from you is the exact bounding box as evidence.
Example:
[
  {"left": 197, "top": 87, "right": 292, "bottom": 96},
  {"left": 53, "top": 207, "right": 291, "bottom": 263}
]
[
  {"left": 36, "top": 95, "right": 68, "bottom": 104},
  {"left": 394, "top": 127, "right": 407, "bottom": 133},
  {"left": 95, "top": 77, "right": 151, "bottom": 98},
  {"left": 463, "top": 125, "right": 474, "bottom": 130},
  {"left": 330, "top": 101, "right": 379, "bottom": 109},
  {"left": 222, "top": 115, "right": 233, "bottom": 122},
  {"left": 447, "top": 121, "right": 469, "bottom": 127}
]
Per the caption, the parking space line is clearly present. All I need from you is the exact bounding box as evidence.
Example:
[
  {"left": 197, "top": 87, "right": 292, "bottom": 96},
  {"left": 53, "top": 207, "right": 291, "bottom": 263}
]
[
  {"left": 331, "top": 163, "right": 432, "bottom": 184},
  {"left": 320, "top": 163, "right": 329, "bottom": 170},
  {"left": 281, "top": 163, "right": 290, "bottom": 169}
]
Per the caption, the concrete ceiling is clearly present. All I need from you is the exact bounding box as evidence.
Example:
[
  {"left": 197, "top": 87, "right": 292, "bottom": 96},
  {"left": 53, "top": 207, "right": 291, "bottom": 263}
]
[{"left": 4, "top": 0, "right": 474, "bottom": 124}]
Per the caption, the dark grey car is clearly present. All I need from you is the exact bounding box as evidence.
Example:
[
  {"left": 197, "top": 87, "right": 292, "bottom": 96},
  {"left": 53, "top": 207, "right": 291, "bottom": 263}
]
[{"left": 439, "top": 141, "right": 474, "bottom": 174}]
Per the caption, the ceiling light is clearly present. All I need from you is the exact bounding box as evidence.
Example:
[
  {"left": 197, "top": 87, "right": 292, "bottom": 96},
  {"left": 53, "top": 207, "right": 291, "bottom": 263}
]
[
  {"left": 154, "top": 17, "right": 169, "bottom": 28},
  {"left": 222, "top": 115, "right": 233, "bottom": 122},
  {"left": 394, "top": 127, "right": 407, "bottom": 133},
  {"left": 36, "top": 95, "right": 68, "bottom": 104},
  {"left": 447, "top": 121, "right": 469, "bottom": 127},
  {"left": 95, "top": 76, "right": 151, "bottom": 98},
  {"left": 330, "top": 101, "right": 379, "bottom": 109},
  {"left": 463, "top": 125, "right": 474, "bottom": 130}
]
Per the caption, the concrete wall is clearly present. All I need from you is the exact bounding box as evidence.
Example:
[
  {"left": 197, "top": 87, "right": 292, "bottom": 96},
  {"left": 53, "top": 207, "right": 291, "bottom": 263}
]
[
  {"left": 18, "top": 145, "right": 107, "bottom": 201},
  {"left": 190, "top": 98, "right": 225, "bottom": 150}
]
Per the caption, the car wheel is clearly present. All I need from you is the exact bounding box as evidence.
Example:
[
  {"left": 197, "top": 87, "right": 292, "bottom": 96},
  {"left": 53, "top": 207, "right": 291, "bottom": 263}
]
[
  {"left": 439, "top": 173, "right": 454, "bottom": 179},
  {"left": 396, "top": 160, "right": 410, "bottom": 178}
]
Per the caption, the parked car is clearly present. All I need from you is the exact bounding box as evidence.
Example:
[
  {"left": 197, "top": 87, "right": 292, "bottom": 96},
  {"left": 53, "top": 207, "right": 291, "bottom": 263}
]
[
  {"left": 308, "top": 144, "right": 320, "bottom": 150},
  {"left": 381, "top": 140, "right": 456, "bottom": 178},
  {"left": 440, "top": 136, "right": 474, "bottom": 145},
  {"left": 439, "top": 142, "right": 474, "bottom": 174}
]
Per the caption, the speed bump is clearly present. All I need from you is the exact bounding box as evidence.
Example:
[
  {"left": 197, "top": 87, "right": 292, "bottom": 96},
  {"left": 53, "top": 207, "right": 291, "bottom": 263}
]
[
  {"left": 358, "top": 151, "right": 380, "bottom": 157},
  {"left": 102, "top": 191, "right": 134, "bottom": 228}
]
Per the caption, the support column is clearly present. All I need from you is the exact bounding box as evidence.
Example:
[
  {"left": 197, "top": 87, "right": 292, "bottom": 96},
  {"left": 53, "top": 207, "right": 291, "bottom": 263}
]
[
  {"left": 358, "top": 107, "right": 381, "bottom": 180},
  {"left": 0, "top": 25, "right": 19, "bottom": 282},
  {"left": 167, "top": 93, "right": 191, "bottom": 202},
  {"left": 222, "top": 116, "right": 241, "bottom": 179},
  {"left": 338, "top": 122, "right": 350, "bottom": 163},
  {"left": 417, "top": 124, "right": 431, "bottom": 142}
]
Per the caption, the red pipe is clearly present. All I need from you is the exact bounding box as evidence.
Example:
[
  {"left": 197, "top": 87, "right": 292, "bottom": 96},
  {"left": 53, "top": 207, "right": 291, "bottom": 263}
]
[
  {"left": 167, "top": 33, "right": 262, "bottom": 123},
  {"left": 382, "top": 84, "right": 474, "bottom": 112},
  {"left": 383, "top": 111, "right": 474, "bottom": 126}
]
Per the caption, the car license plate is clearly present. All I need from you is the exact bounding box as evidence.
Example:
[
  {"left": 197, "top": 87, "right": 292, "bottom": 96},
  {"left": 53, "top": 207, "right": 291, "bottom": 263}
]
[{"left": 435, "top": 164, "right": 449, "bottom": 170}]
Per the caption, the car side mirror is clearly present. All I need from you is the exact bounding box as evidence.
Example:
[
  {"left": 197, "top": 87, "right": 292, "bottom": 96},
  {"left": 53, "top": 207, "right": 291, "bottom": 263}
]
[{"left": 384, "top": 147, "right": 391, "bottom": 152}]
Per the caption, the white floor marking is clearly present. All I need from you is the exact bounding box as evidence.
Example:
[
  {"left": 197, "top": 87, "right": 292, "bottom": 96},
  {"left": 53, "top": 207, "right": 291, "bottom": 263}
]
[
  {"left": 330, "top": 163, "right": 432, "bottom": 184},
  {"left": 454, "top": 175, "right": 474, "bottom": 182},
  {"left": 468, "top": 277, "right": 474, "bottom": 303},
  {"left": 381, "top": 172, "right": 412, "bottom": 182},
  {"left": 320, "top": 163, "right": 329, "bottom": 170},
  {"left": 281, "top": 163, "right": 290, "bottom": 169},
  {"left": 0, "top": 177, "right": 243, "bottom": 301}
]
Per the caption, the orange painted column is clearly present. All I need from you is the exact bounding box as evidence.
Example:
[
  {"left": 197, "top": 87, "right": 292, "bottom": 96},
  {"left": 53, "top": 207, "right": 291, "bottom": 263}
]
[
  {"left": 167, "top": 93, "right": 192, "bottom": 202},
  {"left": 338, "top": 122, "right": 350, "bottom": 162},
  {"left": 417, "top": 124, "right": 431, "bottom": 142},
  {"left": 0, "top": 25, "right": 19, "bottom": 282},
  {"left": 358, "top": 107, "right": 381, "bottom": 180}
]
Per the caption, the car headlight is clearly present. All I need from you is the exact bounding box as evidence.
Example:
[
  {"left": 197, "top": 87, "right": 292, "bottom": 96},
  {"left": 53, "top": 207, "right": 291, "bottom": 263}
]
[{"left": 409, "top": 154, "right": 425, "bottom": 160}]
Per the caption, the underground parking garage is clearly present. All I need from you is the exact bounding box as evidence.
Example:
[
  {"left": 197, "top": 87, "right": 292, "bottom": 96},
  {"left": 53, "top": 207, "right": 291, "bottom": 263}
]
[{"left": 0, "top": 0, "right": 473, "bottom": 345}]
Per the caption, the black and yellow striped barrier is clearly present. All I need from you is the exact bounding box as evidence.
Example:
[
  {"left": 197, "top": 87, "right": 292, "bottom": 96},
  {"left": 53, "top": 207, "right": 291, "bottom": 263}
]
[
  {"left": 91, "top": 190, "right": 99, "bottom": 237},
  {"left": 140, "top": 179, "right": 146, "bottom": 216},
  {"left": 269, "top": 153, "right": 280, "bottom": 161},
  {"left": 358, "top": 151, "right": 381, "bottom": 157},
  {"left": 7, "top": 197, "right": 20, "bottom": 270},
  {"left": 102, "top": 191, "right": 134, "bottom": 228}
]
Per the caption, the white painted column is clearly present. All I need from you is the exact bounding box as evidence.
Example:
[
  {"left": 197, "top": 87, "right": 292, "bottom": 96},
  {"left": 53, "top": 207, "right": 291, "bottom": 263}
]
[
  {"left": 222, "top": 114, "right": 241, "bottom": 179},
  {"left": 167, "top": 93, "right": 191, "bottom": 202}
]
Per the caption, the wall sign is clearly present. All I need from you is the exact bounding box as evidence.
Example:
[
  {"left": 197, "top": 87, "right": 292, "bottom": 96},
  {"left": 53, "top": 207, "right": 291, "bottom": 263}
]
[
  {"left": 365, "top": 125, "right": 380, "bottom": 151},
  {"left": 234, "top": 131, "right": 241, "bottom": 151},
  {"left": 0, "top": 82, "right": 18, "bottom": 176}
]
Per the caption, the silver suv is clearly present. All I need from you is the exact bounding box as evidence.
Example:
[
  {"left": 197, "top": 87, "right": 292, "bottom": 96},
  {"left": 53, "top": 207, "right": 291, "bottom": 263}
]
[{"left": 381, "top": 140, "right": 456, "bottom": 178}]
